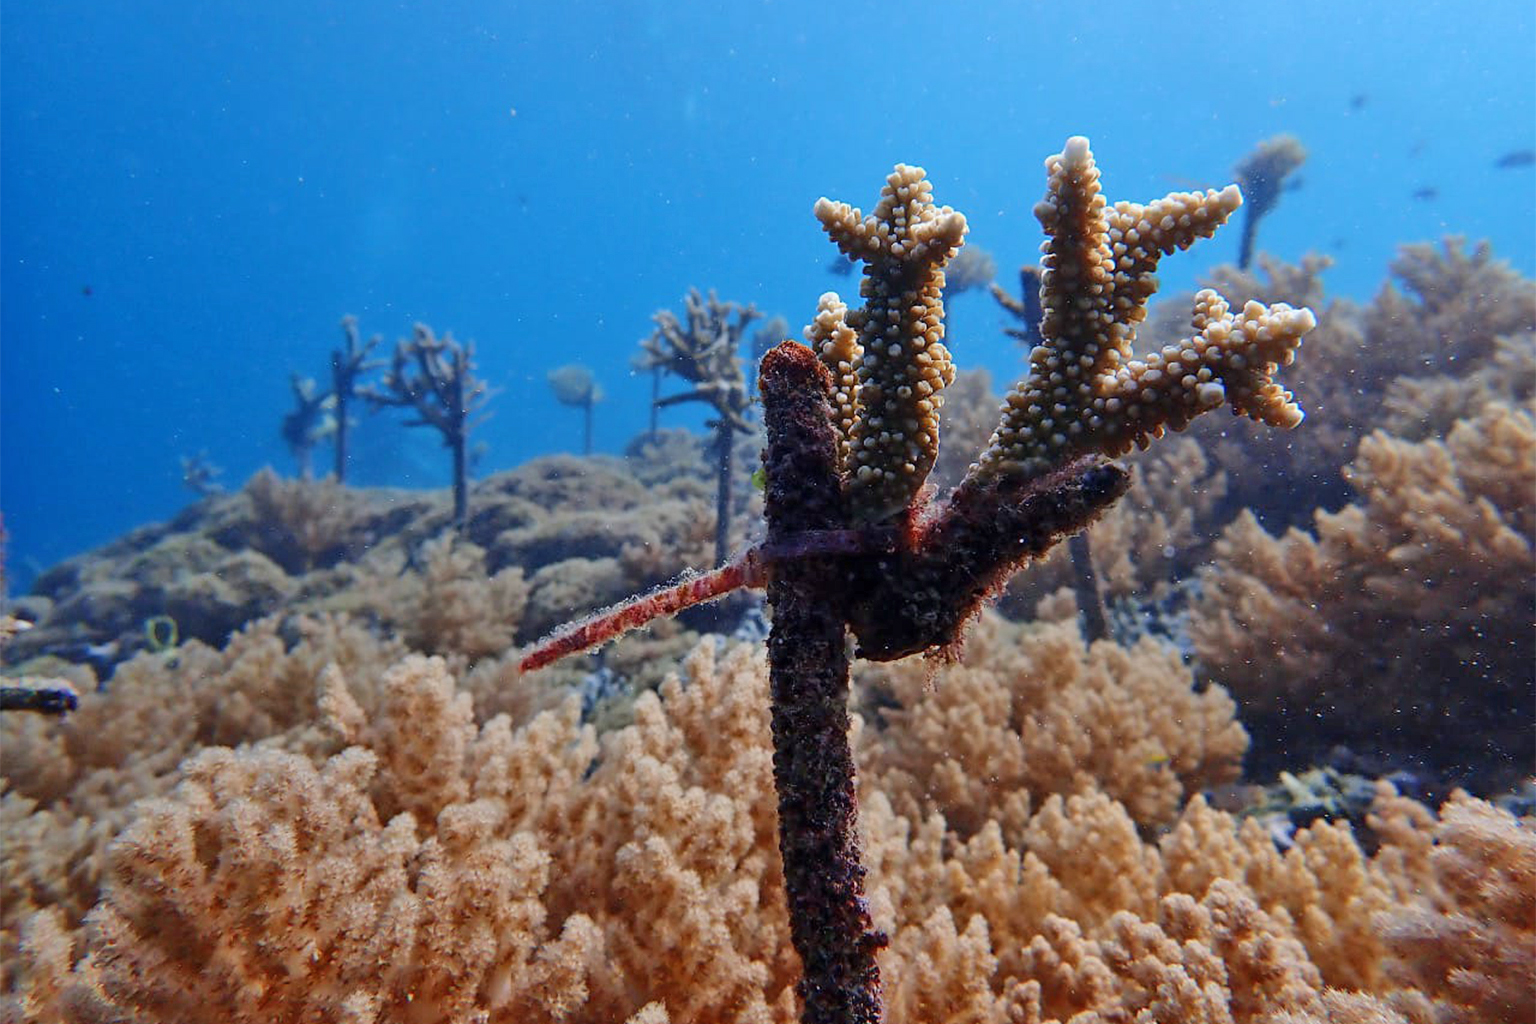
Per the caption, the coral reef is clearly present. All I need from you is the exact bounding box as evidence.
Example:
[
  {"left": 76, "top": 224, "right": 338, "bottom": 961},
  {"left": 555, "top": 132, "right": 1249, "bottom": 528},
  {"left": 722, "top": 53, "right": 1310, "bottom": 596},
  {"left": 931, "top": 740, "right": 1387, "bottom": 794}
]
[
  {"left": 1, "top": 444, "right": 720, "bottom": 680},
  {"left": 1190, "top": 400, "right": 1535, "bottom": 788},
  {"left": 4, "top": 633, "right": 1532, "bottom": 1022},
  {"left": 5, "top": 128, "right": 1533, "bottom": 1024}
]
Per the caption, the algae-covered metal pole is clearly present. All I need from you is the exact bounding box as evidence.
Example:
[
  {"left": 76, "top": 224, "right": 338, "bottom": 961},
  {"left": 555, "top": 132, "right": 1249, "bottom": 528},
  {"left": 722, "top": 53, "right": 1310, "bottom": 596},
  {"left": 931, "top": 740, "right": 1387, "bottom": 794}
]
[{"left": 758, "top": 341, "right": 884, "bottom": 1024}]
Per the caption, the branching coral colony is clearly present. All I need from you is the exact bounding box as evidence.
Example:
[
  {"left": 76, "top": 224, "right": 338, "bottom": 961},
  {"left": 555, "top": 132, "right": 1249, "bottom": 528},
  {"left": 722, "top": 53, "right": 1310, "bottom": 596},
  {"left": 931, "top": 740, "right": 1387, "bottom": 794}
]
[{"left": 522, "top": 137, "right": 1315, "bottom": 1023}]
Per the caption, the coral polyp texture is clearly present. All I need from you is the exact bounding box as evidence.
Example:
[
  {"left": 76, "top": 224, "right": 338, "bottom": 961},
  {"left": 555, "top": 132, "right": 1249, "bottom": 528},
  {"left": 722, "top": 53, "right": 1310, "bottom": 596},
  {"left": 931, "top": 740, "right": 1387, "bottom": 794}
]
[
  {"left": 811, "top": 165, "right": 966, "bottom": 523},
  {"left": 971, "top": 136, "right": 1314, "bottom": 483}
]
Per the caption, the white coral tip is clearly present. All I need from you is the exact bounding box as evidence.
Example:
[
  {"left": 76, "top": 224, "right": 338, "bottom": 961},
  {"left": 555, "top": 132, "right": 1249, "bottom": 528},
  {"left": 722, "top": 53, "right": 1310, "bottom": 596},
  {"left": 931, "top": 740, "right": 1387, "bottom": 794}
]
[{"left": 1062, "top": 136, "right": 1092, "bottom": 166}]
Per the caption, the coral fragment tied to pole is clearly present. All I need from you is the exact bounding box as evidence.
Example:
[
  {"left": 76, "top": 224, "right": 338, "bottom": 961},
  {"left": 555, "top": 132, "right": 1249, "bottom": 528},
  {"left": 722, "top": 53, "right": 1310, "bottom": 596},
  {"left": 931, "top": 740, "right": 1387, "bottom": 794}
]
[{"left": 519, "top": 137, "right": 1314, "bottom": 1024}]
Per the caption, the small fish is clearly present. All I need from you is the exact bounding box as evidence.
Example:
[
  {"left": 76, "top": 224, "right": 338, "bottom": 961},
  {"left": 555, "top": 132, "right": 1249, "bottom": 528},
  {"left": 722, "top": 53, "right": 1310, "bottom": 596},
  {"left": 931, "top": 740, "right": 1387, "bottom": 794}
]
[
  {"left": 1494, "top": 149, "right": 1535, "bottom": 169},
  {"left": 1410, "top": 186, "right": 1438, "bottom": 202},
  {"left": 1348, "top": 92, "right": 1368, "bottom": 112},
  {"left": 81, "top": 284, "right": 92, "bottom": 297},
  {"left": 751, "top": 467, "right": 768, "bottom": 491}
]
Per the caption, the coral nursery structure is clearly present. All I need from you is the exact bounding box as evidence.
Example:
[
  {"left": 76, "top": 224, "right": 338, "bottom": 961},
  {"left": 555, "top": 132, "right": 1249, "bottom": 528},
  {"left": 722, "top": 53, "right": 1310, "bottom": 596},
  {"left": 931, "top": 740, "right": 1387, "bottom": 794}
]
[
  {"left": 363, "top": 324, "right": 491, "bottom": 531},
  {"left": 330, "top": 317, "right": 383, "bottom": 483},
  {"left": 523, "top": 137, "right": 1316, "bottom": 1021},
  {"left": 636, "top": 290, "right": 760, "bottom": 567}
]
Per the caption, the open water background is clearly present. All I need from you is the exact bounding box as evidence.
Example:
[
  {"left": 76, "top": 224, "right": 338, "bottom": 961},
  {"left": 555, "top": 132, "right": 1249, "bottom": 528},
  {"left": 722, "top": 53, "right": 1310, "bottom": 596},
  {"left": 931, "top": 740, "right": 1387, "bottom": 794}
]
[{"left": 3, "top": 0, "right": 1533, "bottom": 584}]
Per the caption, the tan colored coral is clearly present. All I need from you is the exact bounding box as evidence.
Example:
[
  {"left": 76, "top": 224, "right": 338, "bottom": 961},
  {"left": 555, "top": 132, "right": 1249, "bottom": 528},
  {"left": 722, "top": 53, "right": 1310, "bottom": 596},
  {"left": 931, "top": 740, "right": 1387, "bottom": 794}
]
[
  {"left": 0, "top": 613, "right": 408, "bottom": 977},
  {"left": 1376, "top": 792, "right": 1536, "bottom": 1024},
  {"left": 1190, "top": 401, "right": 1535, "bottom": 781},
  {"left": 386, "top": 534, "right": 529, "bottom": 659},
  {"left": 1365, "top": 238, "right": 1536, "bottom": 379},
  {"left": 813, "top": 164, "right": 967, "bottom": 522},
  {"left": 1381, "top": 333, "right": 1536, "bottom": 441},
  {"left": 805, "top": 291, "right": 863, "bottom": 473},
  {"left": 972, "top": 137, "right": 1313, "bottom": 484},
  {"left": 4, "top": 634, "right": 1533, "bottom": 1022},
  {"left": 244, "top": 468, "right": 371, "bottom": 572},
  {"left": 635, "top": 288, "right": 757, "bottom": 434},
  {"left": 858, "top": 613, "right": 1247, "bottom": 837},
  {"left": 1191, "top": 241, "right": 1535, "bottom": 535}
]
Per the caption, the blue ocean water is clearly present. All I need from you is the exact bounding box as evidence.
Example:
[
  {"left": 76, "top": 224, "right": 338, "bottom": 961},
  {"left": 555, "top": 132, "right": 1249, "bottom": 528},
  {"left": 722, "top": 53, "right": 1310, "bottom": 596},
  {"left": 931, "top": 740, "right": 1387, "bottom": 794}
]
[{"left": 3, "top": 0, "right": 1532, "bottom": 584}]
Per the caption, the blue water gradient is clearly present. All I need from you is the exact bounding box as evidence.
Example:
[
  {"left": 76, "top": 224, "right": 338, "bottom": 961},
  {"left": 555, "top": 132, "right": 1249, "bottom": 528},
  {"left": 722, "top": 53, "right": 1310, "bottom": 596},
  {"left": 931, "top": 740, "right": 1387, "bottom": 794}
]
[{"left": 3, "top": 0, "right": 1532, "bottom": 581}]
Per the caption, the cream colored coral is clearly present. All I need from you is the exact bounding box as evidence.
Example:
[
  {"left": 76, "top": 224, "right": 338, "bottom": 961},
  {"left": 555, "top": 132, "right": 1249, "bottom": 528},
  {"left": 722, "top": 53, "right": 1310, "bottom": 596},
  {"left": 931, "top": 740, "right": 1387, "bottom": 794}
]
[
  {"left": 972, "top": 136, "right": 1314, "bottom": 482},
  {"left": 804, "top": 291, "right": 862, "bottom": 472},
  {"left": 387, "top": 534, "right": 529, "bottom": 659},
  {"left": 859, "top": 613, "right": 1247, "bottom": 837},
  {"left": 5, "top": 632, "right": 1531, "bottom": 1022},
  {"left": 813, "top": 164, "right": 967, "bottom": 521},
  {"left": 1190, "top": 401, "right": 1535, "bottom": 777}
]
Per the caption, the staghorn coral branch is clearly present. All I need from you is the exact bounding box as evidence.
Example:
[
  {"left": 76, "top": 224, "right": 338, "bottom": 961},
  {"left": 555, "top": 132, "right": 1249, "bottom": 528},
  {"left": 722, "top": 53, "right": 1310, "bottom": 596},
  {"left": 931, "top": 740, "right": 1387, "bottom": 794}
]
[
  {"left": 970, "top": 136, "right": 1313, "bottom": 484},
  {"left": 813, "top": 165, "right": 967, "bottom": 524},
  {"left": 525, "top": 137, "right": 1314, "bottom": 670},
  {"left": 331, "top": 315, "right": 384, "bottom": 482},
  {"left": 637, "top": 289, "right": 760, "bottom": 565}
]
